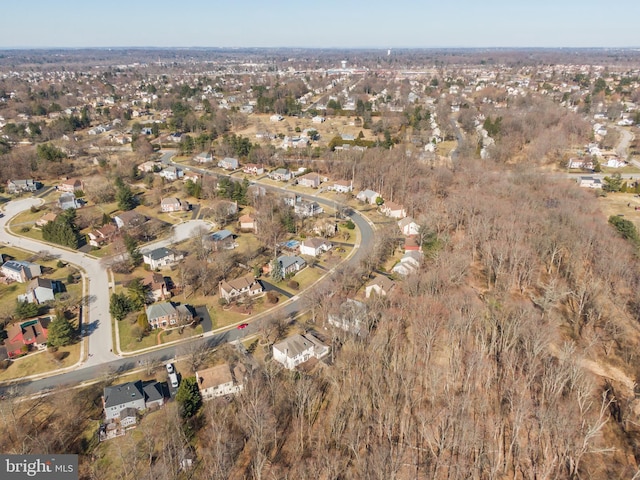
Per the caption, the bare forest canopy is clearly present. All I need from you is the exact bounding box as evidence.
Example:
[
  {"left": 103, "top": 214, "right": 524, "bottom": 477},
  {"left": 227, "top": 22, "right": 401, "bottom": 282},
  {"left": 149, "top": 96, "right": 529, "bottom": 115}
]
[{"left": 2, "top": 47, "right": 640, "bottom": 69}]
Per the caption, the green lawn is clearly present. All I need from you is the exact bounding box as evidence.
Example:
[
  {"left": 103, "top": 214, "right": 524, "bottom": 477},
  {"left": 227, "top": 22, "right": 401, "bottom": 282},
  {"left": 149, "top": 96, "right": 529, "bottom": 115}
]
[
  {"left": 159, "top": 324, "right": 203, "bottom": 344},
  {"left": 117, "top": 315, "right": 158, "bottom": 352}
]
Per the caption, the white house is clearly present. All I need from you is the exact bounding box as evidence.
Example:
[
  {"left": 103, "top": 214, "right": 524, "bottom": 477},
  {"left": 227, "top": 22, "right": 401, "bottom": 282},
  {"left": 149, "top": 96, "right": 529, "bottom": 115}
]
[
  {"left": 218, "top": 275, "right": 264, "bottom": 302},
  {"left": 328, "top": 299, "right": 368, "bottom": 334},
  {"left": 159, "top": 166, "right": 184, "bottom": 181},
  {"left": 380, "top": 201, "right": 406, "bottom": 219},
  {"left": 193, "top": 152, "right": 213, "bottom": 164},
  {"left": 161, "top": 197, "right": 189, "bottom": 213},
  {"left": 196, "top": 364, "right": 245, "bottom": 401},
  {"left": 577, "top": 176, "right": 603, "bottom": 189},
  {"left": 18, "top": 277, "right": 60, "bottom": 304},
  {"left": 1, "top": 260, "right": 41, "bottom": 283},
  {"left": 398, "top": 217, "right": 420, "bottom": 236},
  {"left": 218, "top": 157, "right": 239, "bottom": 170},
  {"left": 300, "top": 238, "right": 332, "bottom": 257},
  {"left": 142, "top": 247, "right": 183, "bottom": 270},
  {"left": 356, "top": 189, "right": 381, "bottom": 205},
  {"left": 272, "top": 333, "right": 329, "bottom": 370},
  {"left": 365, "top": 275, "right": 396, "bottom": 298},
  {"left": 330, "top": 180, "right": 353, "bottom": 193}
]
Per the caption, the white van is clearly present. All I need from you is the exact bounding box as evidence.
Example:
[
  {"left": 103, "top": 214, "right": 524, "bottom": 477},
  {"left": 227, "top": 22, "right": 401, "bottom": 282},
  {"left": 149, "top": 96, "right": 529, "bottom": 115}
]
[{"left": 169, "top": 372, "right": 179, "bottom": 388}]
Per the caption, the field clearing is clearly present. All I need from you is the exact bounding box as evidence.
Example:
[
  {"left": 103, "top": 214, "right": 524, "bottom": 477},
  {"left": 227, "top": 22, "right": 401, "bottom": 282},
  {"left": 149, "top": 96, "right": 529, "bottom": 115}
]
[{"left": 597, "top": 192, "right": 640, "bottom": 230}]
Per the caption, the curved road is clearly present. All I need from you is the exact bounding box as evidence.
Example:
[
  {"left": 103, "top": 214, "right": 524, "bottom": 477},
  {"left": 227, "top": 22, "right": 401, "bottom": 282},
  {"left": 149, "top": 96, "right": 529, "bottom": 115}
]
[{"left": 0, "top": 170, "right": 375, "bottom": 396}]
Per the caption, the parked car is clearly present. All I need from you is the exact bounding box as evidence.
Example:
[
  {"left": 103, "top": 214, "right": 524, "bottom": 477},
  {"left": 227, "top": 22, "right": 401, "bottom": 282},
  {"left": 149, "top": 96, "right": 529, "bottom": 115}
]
[
  {"left": 166, "top": 363, "right": 174, "bottom": 374},
  {"left": 169, "top": 372, "right": 179, "bottom": 388}
]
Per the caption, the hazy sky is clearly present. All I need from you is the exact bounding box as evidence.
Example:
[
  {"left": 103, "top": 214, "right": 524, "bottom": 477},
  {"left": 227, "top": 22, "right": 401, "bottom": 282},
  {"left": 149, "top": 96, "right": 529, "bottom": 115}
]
[{"left": 1, "top": 0, "right": 638, "bottom": 49}]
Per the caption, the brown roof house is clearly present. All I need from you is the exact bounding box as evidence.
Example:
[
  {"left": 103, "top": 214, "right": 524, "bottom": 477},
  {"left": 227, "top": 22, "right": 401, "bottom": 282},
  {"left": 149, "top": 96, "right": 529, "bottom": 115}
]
[
  {"left": 196, "top": 363, "right": 245, "bottom": 401},
  {"left": 219, "top": 274, "right": 263, "bottom": 303},
  {"left": 4, "top": 318, "right": 51, "bottom": 358},
  {"left": 365, "top": 275, "right": 396, "bottom": 298}
]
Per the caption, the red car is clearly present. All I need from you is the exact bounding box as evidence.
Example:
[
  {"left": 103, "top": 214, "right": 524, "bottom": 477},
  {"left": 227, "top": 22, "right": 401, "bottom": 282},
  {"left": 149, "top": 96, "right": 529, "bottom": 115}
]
[{"left": 237, "top": 323, "right": 249, "bottom": 329}]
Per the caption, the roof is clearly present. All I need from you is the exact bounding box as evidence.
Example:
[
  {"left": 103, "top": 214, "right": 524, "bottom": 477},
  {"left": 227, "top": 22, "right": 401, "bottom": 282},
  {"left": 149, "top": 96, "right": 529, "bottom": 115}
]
[
  {"left": 27, "top": 277, "right": 54, "bottom": 291},
  {"left": 146, "top": 302, "right": 177, "bottom": 320},
  {"left": 302, "top": 237, "right": 330, "bottom": 249},
  {"left": 142, "top": 381, "right": 164, "bottom": 403},
  {"left": 116, "top": 210, "right": 145, "bottom": 224},
  {"left": 367, "top": 274, "right": 396, "bottom": 292},
  {"left": 210, "top": 229, "right": 233, "bottom": 242},
  {"left": 161, "top": 197, "right": 181, "bottom": 205},
  {"left": 273, "top": 333, "right": 326, "bottom": 358},
  {"left": 144, "top": 247, "right": 172, "bottom": 261},
  {"left": 239, "top": 214, "right": 255, "bottom": 223},
  {"left": 220, "top": 274, "right": 258, "bottom": 293},
  {"left": 278, "top": 255, "right": 306, "bottom": 271},
  {"left": 398, "top": 216, "right": 417, "bottom": 228},
  {"left": 196, "top": 364, "right": 233, "bottom": 390},
  {"left": 104, "top": 381, "right": 145, "bottom": 409},
  {"left": 384, "top": 201, "right": 404, "bottom": 212}
]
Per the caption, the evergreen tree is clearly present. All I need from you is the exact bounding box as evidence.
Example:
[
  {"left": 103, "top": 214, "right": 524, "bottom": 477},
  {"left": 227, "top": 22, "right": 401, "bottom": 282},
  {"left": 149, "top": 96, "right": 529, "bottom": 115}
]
[
  {"left": 15, "top": 301, "right": 39, "bottom": 320},
  {"left": 115, "top": 178, "right": 137, "bottom": 211},
  {"left": 176, "top": 376, "right": 202, "bottom": 418},
  {"left": 109, "top": 292, "right": 132, "bottom": 321},
  {"left": 127, "top": 278, "right": 148, "bottom": 310},
  {"left": 47, "top": 312, "right": 75, "bottom": 347},
  {"left": 271, "top": 258, "right": 284, "bottom": 282}
]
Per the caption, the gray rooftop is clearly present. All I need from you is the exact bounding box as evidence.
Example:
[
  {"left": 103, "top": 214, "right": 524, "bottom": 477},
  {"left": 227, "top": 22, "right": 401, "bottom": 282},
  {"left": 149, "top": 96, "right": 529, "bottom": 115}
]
[{"left": 104, "top": 381, "right": 144, "bottom": 408}]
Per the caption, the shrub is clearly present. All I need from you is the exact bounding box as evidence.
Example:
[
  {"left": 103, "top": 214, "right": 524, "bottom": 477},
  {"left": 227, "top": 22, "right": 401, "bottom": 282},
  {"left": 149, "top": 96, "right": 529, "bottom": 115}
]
[
  {"left": 218, "top": 298, "right": 228, "bottom": 306},
  {"left": 57, "top": 260, "right": 65, "bottom": 268},
  {"left": 21, "top": 226, "right": 30, "bottom": 233},
  {"left": 0, "top": 359, "right": 11, "bottom": 370},
  {"left": 266, "top": 291, "right": 279, "bottom": 304},
  {"left": 288, "top": 280, "right": 299, "bottom": 290}
]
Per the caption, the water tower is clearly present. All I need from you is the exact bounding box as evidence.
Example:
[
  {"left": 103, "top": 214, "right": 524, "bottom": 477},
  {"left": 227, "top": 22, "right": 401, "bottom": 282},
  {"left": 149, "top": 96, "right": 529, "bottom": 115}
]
[{"left": 341, "top": 60, "right": 347, "bottom": 70}]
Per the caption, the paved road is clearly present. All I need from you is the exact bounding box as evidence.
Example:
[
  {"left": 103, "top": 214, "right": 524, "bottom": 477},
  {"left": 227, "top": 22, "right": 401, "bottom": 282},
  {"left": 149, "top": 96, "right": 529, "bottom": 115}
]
[
  {"left": 0, "top": 198, "right": 118, "bottom": 367},
  {"left": 0, "top": 162, "right": 375, "bottom": 397}
]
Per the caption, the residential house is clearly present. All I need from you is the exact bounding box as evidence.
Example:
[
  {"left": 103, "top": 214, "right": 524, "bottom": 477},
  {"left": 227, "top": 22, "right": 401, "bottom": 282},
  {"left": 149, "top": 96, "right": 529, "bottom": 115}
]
[
  {"left": 218, "top": 157, "right": 239, "bottom": 171},
  {"left": 300, "top": 237, "right": 332, "bottom": 257},
  {"left": 114, "top": 210, "right": 146, "bottom": 229},
  {"left": 330, "top": 180, "right": 353, "bottom": 193},
  {"left": 58, "top": 178, "right": 84, "bottom": 193},
  {"left": 196, "top": 364, "right": 245, "bottom": 401},
  {"left": 277, "top": 255, "right": 306, "bottom": 276},
  {"left": 294, "top": 200, "right": 323, "bottom": 217},
  {"left": 365, "top": 275, "right": 396, "bottom": 298},
  {"left": 142, "top": 247, "right": 183, "bottom": 270},
  {"left": 168, "top": 132, "right": 183, "bottom": 143},
  {"left": 404, "top": 235, "right": 422, "bottom": 252},
  {"left": 145, "top": 302, "right": 193, "bottom": 329},
  {"left": 243, "top": 163, "right": 265, "bottom": 176},
  {"left": 4, "top": 318, "right": 51, "bottom": 358},
  {"left": 7, "top": 179, "right": 40, "bottom": 194},
  {"left": 328, "top": 299, "right": 368, "bottom": 334},
  {"left": 272, "top": 333, "right": 329, "bottom": 370},
  {"left": 159, "top": 166, "right": 184, "bottom": 181},
  {"left": 380, "top": 201, "right": 406, "bottom": 219},
  {"left": 138, "top": 161, "right": 159, "bottom": 173},
  {"left": 238, "top": 214, "right": 257, "bottom": 233},
  {"left": 392, "top": 251, "right": 422, "bottom": 277},
  {"left": 218, "top": 274, "right": 263, "bottom": 303},
  {"left": 283, "top": 193, "right": 301, "bottom": 207},
  {"left": 193, "top": 152, "right": 213, "bottom": 164},
  {"left": 18, "top": 278, "right": 60, "bottom": 304},
  {"left": 143, "top": 272, "right": 171, "bottom": 302},
  {"left": 58, "top": 192, "right": 80, "bottom": 210},
  {"left": 103, "top": 380, "right": 165, "bottom": 421},
  {"left": 297, "top": 172, "right": 322, "bottom": 189},
  {"left": 161, "top": 197, "right": 189, "bottom": 213},
  {"left": 356, "top": 189, "right": 381, "bottom": 205},
  {"left": 1, "top": 260, "right": 42, "bottom": 283},
  {"left": 87, "top": 223, "right": 119, "bottom": 247},
  {"left": 207, "top": 230, "right": 237, "bottom": 251},
  {"left": 577, "top": 176, "right": 603, "bottom": 189},
  {"left": 269, "top": 168, "right": 292, "bottom": 182},
  {"left": 313, "top": 218, "right": 338, "bottom": 237},
  {"left": 567, "top": 158, "right": 594, "bottom": 170},
  {"left": 35, "top": 212, "right": 58, "bottom": 227},
  {"left": 398, "top": 217, "right": 420, "bottom": 236},
  {"left": 312, "top": 116, "right": 326, "bottom": 124}
]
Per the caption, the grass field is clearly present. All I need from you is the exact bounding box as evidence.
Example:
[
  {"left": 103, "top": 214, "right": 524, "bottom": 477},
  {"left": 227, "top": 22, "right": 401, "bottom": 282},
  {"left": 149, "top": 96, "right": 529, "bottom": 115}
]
[
  {"left": 0, "top": 342, "right": 81, "bottom": 381},
  {"left": 597, "top": 192, "right": 640, "bottom": 230}
]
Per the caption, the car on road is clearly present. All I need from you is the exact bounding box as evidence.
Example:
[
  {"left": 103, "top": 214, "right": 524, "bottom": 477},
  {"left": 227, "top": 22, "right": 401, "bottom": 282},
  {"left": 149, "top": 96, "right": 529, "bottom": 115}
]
[
  {"left": 237, "top": 323, "right": 249, "bottom": 329},
  {"left": 166, "top": 363, "right": 174, "bottom": 374}
]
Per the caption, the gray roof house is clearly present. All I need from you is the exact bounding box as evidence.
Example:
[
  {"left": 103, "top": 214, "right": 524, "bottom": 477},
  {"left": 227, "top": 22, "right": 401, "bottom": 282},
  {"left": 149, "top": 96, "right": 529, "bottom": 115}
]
[
  {"left": 142, "top": 247, "right": 183, "bottom": 270},
  {"left": 218, "top": 157, "right": 239, "bottom": 170},
  {"left": 273, "top": 333, "right": 329, "bottom": 370},
  {"left": 356, "top": 189, "right": 381, "bottom": 205},
  {"left": 207, "top": 229, "right": 236, "bottom": 251},
  {"left": 294, "top": 200, "right": 323, "bottom": 217},
  {"left": 58, "top": 192, "right": 80, "bottom": 210},
  {"left": 7, "top": 179, "right": 40, "bottom": 194},
  {"left": 146, "top": 302, "right": 193, "bottom": 329},
  {"left": 277, "top": 255, "right": 307, "bottom": 276},
  {"left": 18, "top": 278, "right": 61, "bottom": 304},
  {"left": 103, "top": 380, "right": 165, "bottom": 421}
]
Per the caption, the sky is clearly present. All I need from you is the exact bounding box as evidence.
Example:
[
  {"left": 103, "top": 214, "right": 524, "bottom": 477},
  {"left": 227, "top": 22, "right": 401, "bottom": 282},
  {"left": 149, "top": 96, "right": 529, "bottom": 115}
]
[{"left": 1, "top": 0, "right": 639, "bottom": 49}]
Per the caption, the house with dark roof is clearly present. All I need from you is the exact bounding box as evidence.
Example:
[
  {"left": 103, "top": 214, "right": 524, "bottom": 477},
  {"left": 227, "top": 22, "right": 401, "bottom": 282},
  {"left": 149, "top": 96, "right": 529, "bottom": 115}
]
[
  {"left": 143, "top": 272, "right": 171, "bottom": 302},
  {"left": 103, "top": 380, "right": 165, "bottom": 421},
  {"left": 277, "top": 255, "right": 307, "bottom": 276},
  {"left": 146, "top": 302, "right": 193, "bottom": 329},
  {"left": 88, "top": 223, "right": 119, "bottom": 247},
  {"left": 294, "top": 200, "right": 323, "bottom": 217},
  {"left": 142, "top": 247, "right": 183, "bottom": 270},
  {"left": 207, "top": 229, "right": 237, "bottom": 251}
]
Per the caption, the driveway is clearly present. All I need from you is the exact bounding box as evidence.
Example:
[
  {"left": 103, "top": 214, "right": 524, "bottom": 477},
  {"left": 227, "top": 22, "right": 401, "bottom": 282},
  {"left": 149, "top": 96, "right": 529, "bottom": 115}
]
[{"left": 140, "top": 219, "right": 213, "bottom": 253}]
